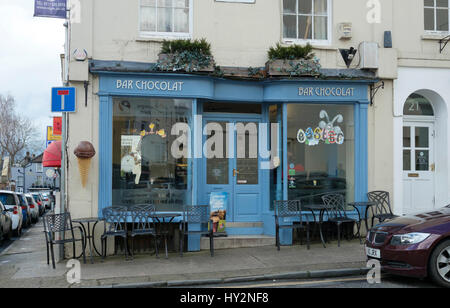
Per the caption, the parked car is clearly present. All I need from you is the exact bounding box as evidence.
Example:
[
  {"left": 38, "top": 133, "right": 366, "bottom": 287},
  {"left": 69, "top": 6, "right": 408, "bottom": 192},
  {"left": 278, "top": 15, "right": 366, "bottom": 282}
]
[
  {"left": 366, "top": 205, "right": 450, "bottom": 287},
  {"left": 0, "top": 201, "right": 12, "bottom": 242},
  {"left": 40, "top": 192, "right": 51, "bottom": 210},
  {"left": 25, "top": 194, "right": 39, "bottom": 223},
  {"left": 31, "top": 193, "right": 45, "bottom": 216},
  {"left": 0, "top": 191, "right": 23, "bottom": 236},
  {"left": 16, "top": 193, "right": 31, "bottom": 227}
]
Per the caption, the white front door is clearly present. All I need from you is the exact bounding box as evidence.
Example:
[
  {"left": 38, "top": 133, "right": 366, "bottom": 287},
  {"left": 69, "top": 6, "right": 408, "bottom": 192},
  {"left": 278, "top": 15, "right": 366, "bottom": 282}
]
[{"left": 402, "top": 122, "right": 435, "bottom": 214}]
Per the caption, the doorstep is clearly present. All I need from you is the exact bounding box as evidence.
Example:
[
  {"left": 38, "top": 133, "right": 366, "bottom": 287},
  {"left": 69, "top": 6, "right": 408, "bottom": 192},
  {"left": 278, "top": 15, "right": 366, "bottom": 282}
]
[{"left": 201, "top": 235, "right": 275, "bottom": 250}]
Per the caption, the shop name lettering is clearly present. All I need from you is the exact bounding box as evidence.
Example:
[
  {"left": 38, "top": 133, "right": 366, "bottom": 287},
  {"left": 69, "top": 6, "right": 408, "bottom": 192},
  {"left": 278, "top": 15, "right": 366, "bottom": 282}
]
[
  {"left": 116, "top": 80, "right": 184, "bottom": 92},
  {"left": 298, "top": 87, "right": 355, "bottom": 97}
]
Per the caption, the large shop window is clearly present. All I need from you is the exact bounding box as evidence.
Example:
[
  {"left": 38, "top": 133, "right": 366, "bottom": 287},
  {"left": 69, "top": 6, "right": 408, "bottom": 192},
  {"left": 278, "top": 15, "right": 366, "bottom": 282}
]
[
  {"left": 424, "top": 0, "right": 449, "bottom": 32},
  {"left": 287, "top": 104, "right": 355, "bottom": 207},
  {"left": 282, "top": 0, "right": 330, "bottom": 43},
  {"left": 112, "top": 98, "right": 192, "bottom": 211},
  {"left": 140, "top": 0, "right": 191, "bottom": 37}
]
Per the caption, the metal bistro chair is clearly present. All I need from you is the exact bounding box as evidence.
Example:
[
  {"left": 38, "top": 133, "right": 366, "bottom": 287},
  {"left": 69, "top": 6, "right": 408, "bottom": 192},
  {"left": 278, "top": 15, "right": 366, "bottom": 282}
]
[
  {"left": 274, "top": 200, "right": 310, "bottom": 251},
  {"left": 179, "top": 205, "right": 214, "bottom": 257},
  {"left": 129, "top": 205, "right": 159, "bottom": 259},
  {"left": 101, "top": 207, "right": 129, "bottom": 261},
  {"left": 367, "top": 191, "right": 398, "bottom": 228},
  {"left": 43, "top": 212, "right": 86, "bottom": 269},
  {"left": 321, "top": 194, "right": 361, "bottom": 247}
]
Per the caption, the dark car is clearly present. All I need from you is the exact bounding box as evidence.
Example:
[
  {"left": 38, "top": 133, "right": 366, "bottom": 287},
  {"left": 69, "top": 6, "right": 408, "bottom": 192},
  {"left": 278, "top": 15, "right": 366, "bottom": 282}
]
[
  {"left": 366, "top": 205, "right": 450, "bottom": 287},
  {"left": 0, "top": 201, "right": 12, "bottom": 243}
]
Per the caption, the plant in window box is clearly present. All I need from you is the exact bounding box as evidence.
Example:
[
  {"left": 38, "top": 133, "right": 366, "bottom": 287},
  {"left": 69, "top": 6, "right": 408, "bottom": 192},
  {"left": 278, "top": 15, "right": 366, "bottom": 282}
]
[
  {"left": 266, "top": 43, "right": 321, "bottom": 77},
  {"left": 157, "top": 39, "right": 215, "bottom": 73}
]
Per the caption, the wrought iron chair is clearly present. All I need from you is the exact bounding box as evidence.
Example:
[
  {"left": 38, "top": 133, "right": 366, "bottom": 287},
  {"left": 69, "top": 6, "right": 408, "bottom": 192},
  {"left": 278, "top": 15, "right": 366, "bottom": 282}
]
[
  {"left": 367, "top": 191, "right": 398, "bottom": 228},
  {"left": 43, "top": 212, "right": 86, "bottom": 269},
  {"left": 321, "top": 194, "right": 361, "bottom": 247},
  {"left": 129, "top": 204, "right": 159, "bottom": 259},
  {"left": 101, "top": 207, "right": 129, "bottom": 261},
  {"left": 274, "top": 200, "right": 310, "bottom": 251},
  {"left": 179, "top": 205, "right": 214, "bottom": 257}
]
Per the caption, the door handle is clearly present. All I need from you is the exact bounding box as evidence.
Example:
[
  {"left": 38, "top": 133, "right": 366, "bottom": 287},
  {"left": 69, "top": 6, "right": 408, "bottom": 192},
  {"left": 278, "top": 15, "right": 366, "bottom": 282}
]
[
  {"left": 408, "top": 173, "right": 419, "bottom": 178},
  {"left": 431, "top": 163, "right": 435, "bottom": 172},
  {"left": 233, "top": 169, "right": 239, "bottom": 177}
]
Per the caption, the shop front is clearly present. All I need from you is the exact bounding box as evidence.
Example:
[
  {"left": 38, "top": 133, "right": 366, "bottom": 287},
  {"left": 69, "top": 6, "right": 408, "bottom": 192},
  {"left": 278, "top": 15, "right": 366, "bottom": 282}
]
[{"left": 95, "top": 65, "right": 371, "bottom": 250}]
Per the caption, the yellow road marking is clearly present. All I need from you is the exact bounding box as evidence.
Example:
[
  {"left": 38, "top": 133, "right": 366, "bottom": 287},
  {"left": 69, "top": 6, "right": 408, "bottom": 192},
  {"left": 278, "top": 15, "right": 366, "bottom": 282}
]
[{"left": 217, "top": 276, "right": 371, "bottom": 288}]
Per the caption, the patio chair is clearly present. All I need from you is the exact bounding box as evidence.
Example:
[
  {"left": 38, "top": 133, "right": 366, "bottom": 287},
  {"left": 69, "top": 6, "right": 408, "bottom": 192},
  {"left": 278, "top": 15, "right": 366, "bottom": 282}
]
[
  {"left": 101, "top": 207, "right": 129, "bottom": 261},
  {"left": 274, "top": 200, "right": 310, "bottom": 251},
  {"left": 179, "top": 205, "right": 214, "bottom": 257},
  {"left": 321, "top": 194, "right": 361, "bottom": 247},
  {"left": 129, "top": 205, "right": 159, "bottom": 259},
  {"left": 43, "top": 212, "right": 86, "bottom": 269},
  {"left": 367, "top": 191, "right": 398, "bottom": 228}
]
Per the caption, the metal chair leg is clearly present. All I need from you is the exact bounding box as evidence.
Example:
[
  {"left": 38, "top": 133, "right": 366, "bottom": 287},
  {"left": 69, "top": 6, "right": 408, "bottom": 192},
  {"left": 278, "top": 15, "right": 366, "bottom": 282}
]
[
  {"left": 154, "top": 235, "right": 159, "bottom": 258},
  {"left": 210, "top": 233, "right": 214, "bottom": 257},
  {"left": 164, "top": 235, "right": 168, "bottom": 259},
  {"left": 179, "top": 233, "right": 184, "bottom": 257},
  {"left": 276, "top": 226, "right": 280, "bottom": 251},
  {"left": 337, "top": 223, "right": 341, "bottom": 247},
  {"left": 50, "top": 242, "right": 56, "bottom": 269}
]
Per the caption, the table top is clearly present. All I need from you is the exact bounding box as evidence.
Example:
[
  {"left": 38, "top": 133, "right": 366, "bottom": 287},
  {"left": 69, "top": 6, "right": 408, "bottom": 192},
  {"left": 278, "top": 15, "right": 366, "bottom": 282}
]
[
  {"left": 348, "top": 201, "right": 377, "bottom": 207},
  {"left": 150, "top": 213, "right": 181, "bottom": 219},
  {"left": 72, "top": 217, "right": 102, "bottom": 223}
]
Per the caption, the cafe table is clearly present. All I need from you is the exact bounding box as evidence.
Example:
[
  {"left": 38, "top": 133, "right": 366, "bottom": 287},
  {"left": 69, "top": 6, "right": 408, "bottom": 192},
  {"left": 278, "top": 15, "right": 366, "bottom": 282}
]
[
  {"left": 149, "top": 213, "right": 181, "bottom": 259},
  {"left": 72, "top": 217, "right": 103, "bottom": 263},
  {"left": 348, "top": 201, "right": 377, "bottom": 236}
]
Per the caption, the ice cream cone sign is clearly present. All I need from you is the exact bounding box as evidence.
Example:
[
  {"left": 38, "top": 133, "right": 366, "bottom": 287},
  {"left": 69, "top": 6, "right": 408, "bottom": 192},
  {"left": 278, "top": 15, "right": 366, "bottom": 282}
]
[{"left": 74, "top": 141, "right": 96, "bottom": 188}]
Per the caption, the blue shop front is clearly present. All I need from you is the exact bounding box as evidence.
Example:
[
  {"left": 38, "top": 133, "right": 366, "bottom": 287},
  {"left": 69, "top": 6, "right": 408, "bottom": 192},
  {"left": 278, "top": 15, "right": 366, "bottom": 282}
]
[{"left": 95, "top": 63, "right": 371, "bottom": 251}]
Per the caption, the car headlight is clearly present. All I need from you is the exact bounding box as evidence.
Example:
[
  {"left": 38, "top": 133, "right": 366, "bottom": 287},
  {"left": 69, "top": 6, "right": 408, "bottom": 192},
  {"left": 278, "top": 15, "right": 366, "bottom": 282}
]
[{"left": 390, "top": 233, "right": 431, "bottom": 246}]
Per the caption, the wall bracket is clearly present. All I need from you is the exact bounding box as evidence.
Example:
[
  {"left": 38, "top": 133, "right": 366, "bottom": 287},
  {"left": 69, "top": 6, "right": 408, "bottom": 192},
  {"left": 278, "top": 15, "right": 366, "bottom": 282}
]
[
  {"left": 370, "top": 81, "right": 385, "bottom": 106},
  {"left": 440, "top": 35, "right": 450, "bottom": 53}
]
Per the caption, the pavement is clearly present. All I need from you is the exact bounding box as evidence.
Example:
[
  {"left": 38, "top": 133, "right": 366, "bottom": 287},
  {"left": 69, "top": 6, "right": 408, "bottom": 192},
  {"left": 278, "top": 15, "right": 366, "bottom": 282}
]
[{"left": 0, "top": 219, "right": 369, "bottom": 288}]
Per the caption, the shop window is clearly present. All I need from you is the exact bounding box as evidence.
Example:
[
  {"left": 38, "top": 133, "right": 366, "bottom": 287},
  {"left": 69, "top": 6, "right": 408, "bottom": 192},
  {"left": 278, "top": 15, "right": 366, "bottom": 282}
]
[
  {"left": 424, "top": 0, "right": 449, "bottom": 32},
  {"left": 140, "top": 0, "right": 191, "bottom": 37},
  {"left": 287, "top": 104, "right": 354, "bottom": 207},
  {"left": 112, "top": 97, "right": 192, "bottom": 211},
  {"left": 282, "top": 0, "right": 330, "bottom": 44}
]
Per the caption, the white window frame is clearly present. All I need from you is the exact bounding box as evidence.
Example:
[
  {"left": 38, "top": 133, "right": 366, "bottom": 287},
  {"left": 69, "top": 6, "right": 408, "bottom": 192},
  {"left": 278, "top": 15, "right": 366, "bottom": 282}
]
[
  {"left": 36, "top": 163, "right": 43, "bottom": 173},
  {"left": 282, "top": 0, "right": 332, "bottom": 46},
  {"left": 138, "top": 0, "right": 193, "bottom": 39},
  {"left": 424, "top": 0, "right": 450, "bottom": 34}
]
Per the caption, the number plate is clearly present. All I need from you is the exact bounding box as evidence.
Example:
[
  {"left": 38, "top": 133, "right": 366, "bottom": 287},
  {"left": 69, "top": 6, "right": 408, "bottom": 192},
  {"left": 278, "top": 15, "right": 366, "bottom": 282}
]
[{"left": 366, "top": 246, "right": 381, "bottom": 259}]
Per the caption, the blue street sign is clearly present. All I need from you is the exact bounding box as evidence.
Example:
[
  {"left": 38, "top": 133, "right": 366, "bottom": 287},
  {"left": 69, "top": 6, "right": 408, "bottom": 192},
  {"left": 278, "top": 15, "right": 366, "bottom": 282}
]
[
  {"left": 34, "top": 0, "right": 67, "bottom": 19},
  {"left": 52, "top": 87, "right": 76, "bottom": 112}
]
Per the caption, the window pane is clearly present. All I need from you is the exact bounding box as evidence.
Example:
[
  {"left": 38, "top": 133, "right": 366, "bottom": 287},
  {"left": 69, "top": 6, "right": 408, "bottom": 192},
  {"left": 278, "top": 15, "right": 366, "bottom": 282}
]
[
  {"left": 287, "top": 104, "right": 354, "bottom": 205},
  {"left": 437, "top": 0, "right": 449, "bottom": 7},
  {"left": 283, "top": 0, "right": 297, "bottom": 13},
  {"left": 158, "top": 0, "right": 172, "bottom": 7},
  {"left": 140, "top": 7, "right": 156, "bottom": 32},
  {"left": 299, "top": 15, "right": 313, "bottom": 39},
  {"left": 299, "top": 0, "right": 312, "bottom": 14},
  {"left": 314, "top": 0, "right": 327, "bottom": 15},
  {"left": 403, "top": 126, "right": 411, "bottom": 147},
  {"left": 415, "top": 150, "right": 429, "bottom": 171},
  {"left": 142, "top": 0, "right": 156, "bottom": 6},
  {"left": 403, "top": 94, "right": 434, "bottom": 116},
  {"left": 112, "top": 98, "right": 192, "bottom": 212},
  {"left": 424, "top": 8, "right": 435, "bottom": 30},
  {"left": 437, "top": 8, "right": 449, "bottom": 30},
  {"left": 403, "top": 150, "right": 411, "bottom": 171},
  {"left": 157, "top": 7, "right": 173, "bottom": 32},
  {"left": 174, "top": 0, "right": 189, "bottom": 8},
  {"left": 174, "top": 8, "right": 189, "bottom": 32},
  {"left": 314, "top": 16, "right": 328, "bottom": 40},
  {"left": 415, "top": 127, "right": 429, "bottom": 148},
  {"left": 424, "top": 0, "right": 434, "bottom": 6},
  {"left": 206, "top": 122, "right": 229, "bottom": 185},
  {"left": 236, "top": 123, "right": 259, "bottom": 185},
  {"left": 283, "top": 15, "right": 297, "bottom": 38}
]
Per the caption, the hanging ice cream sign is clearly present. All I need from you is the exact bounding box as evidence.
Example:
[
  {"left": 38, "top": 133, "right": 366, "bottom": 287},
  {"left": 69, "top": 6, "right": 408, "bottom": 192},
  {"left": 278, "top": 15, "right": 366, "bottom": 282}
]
[{"left": 297, "top": 110, "right": 345, "bottom": 146}]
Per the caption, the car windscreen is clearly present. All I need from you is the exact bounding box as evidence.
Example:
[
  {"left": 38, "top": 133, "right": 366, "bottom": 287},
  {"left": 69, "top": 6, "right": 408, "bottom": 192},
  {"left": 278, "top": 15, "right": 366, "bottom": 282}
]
[
  {"left": 32, "top": 195, "right": 41, "bottom": 201},
  {"left": 18, "top": 195, "right": 27, "bottom": 206},
  {"left": 26, "top": 197, "right": 33, "bottom": 204},
  {"left": 0, "top": 194, "right": 16, "bottom": 206}
]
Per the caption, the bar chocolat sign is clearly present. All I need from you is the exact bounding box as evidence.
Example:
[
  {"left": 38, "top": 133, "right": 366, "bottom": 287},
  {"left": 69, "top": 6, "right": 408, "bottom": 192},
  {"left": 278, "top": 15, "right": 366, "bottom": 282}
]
[
  {"left": 116, "top": 79, "right": 184, "bottom": 92},
  {"left": 298, "top": 87, "right": 355, "bottom": 97}
]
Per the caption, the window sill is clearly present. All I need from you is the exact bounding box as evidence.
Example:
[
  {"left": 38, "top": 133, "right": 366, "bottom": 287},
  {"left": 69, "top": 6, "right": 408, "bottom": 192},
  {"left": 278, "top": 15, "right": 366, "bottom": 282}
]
[
  {"left": 281, "top": 39, "right": 335, "bottom": 50},
  {"left": 421, "top": 32, "right": 450, "bottom": 41},
  {"left": 136, "top": 33, "right": 192, "bottom": 43}
]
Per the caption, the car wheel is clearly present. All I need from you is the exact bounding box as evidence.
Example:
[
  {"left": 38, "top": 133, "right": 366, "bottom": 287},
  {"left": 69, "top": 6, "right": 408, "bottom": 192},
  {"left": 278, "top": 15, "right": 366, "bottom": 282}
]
[
  {"left": 13, "top": 227, "right": 21, "bottom": 237},
  {"left": 429, "top": 239, "right": 450, "bottom": 288}
]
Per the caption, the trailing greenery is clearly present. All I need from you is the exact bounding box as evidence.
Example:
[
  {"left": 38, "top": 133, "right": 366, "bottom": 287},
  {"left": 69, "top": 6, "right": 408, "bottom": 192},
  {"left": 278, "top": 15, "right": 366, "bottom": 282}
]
[
  {"left": 268, "top": 43, "right": 314, "bottom": 60},
  {"left": 161, "top": 38, "right": 212, "bottom": 56}
]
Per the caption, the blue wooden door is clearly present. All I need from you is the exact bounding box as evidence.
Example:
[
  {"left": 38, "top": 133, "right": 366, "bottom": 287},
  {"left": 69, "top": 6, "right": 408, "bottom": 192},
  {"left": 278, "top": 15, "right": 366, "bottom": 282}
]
[{"left": 202, "top": 116, "right": 262, "bottom": 223}]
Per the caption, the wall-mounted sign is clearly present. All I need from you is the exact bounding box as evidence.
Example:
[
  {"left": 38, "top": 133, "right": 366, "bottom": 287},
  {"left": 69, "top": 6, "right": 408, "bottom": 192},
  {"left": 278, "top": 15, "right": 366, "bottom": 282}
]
[
  {"left": 73, "top": 49, "right": 88, "bottom": 61},
  {"left": 116, "top": 79, "right": 184, "bottom": 92},
  {"left": 47, "top": 126, "right": 62, "bottom": 143},
  {"left": 298, "top": 87, "right": 355, "bottom": 97},
  {"left": 53, "top": 117, "right": 62, "bottom": 136},
  {"left": 297, "top": 110, "right": 345, "bottom": 146},
  {"left": 34, "top": 0, "right": 67, "bottom": 19},
  {"left": 51, "top": 87, "right": 76, "bottom": 112}
]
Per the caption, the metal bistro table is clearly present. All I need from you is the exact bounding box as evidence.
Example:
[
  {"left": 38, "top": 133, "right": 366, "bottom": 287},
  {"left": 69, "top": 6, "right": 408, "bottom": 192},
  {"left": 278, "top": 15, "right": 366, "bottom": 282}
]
[
  {"left": 150, "top": 213, "right": 181, "bottom": 259},
  {"left": 302, "top": 203, "right": 334, "bottom": 248},
  {"left": 348, "top": 201, "right": 377, "bottom": 235},
  {"left": 72, "top": 217, "right": 103, "bottom": 264}
]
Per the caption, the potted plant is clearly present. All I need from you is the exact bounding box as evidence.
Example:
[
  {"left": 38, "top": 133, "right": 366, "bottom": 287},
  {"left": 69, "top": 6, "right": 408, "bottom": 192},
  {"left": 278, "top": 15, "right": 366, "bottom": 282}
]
[
  {"left": 157, "top": 38, "right": 215, "bottom": 73},
  {"left": 266, "top": 43, "right": 321, "bottom": 77}
]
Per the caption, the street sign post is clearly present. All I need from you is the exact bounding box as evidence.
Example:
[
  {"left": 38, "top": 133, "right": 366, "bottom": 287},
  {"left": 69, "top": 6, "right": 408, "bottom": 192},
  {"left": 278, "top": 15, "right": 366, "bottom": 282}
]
[{"left": 52, "top": 87, "right": 76, "bottom": 112}]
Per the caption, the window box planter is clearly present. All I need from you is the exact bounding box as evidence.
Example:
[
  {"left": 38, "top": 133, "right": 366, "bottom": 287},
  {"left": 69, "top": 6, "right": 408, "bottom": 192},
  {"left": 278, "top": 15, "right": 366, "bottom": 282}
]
[
  {"left": 157, "top": 52, "right": 215, "bottom": 73},
  {"left": 265, "top": 58, "right": 321, "bottom": 77}
]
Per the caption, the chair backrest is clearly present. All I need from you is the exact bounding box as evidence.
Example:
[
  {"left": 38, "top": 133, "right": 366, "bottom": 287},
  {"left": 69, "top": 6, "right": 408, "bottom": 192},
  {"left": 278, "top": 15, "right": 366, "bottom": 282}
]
[
  {"left": 43, "top": 212, "right": 73, "bottom": 233},
  {"left": 367, "top": 191, "right": 393, "bottom": 216},
  {"left": 183, "top": 205, "right": 209, "bottom": 229},
  {"left": 321, "top": 193, "right": 347, "bottom": 219},
  {"left": 130, "top": 204, "right": 156, "bottom": 231},
  {"left": 274, "top": 200, "right": 302, "bottom": 220},
  {"left": 102, "top": 207, "right": 128, "bottom": 233}
]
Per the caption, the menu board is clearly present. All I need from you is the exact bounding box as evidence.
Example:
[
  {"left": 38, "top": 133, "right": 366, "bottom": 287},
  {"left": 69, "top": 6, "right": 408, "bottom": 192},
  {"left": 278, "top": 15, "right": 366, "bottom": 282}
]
[{"left": 209, "top": 192, "right": 228, "bottom": 236}]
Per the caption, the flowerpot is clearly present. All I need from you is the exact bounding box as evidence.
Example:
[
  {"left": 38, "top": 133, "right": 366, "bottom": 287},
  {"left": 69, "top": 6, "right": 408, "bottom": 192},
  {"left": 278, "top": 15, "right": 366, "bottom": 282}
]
[
  {"left": 158, "top": 53, "right": 215, "bottom": 73},
  {"left": 265, "top": 59, "right": 321, "bottom": 77}
]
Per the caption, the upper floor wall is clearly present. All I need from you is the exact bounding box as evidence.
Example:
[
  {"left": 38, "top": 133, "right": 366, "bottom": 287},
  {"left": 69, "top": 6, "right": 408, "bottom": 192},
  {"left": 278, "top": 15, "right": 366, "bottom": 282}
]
[{"left": 68, "top": 0, "right": 450, "bottom": 81}]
